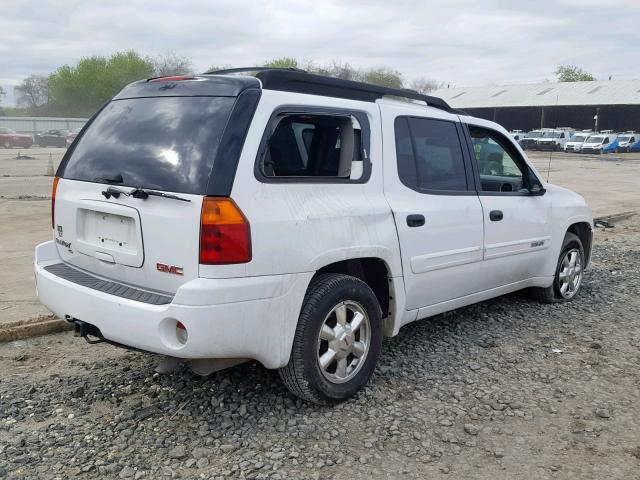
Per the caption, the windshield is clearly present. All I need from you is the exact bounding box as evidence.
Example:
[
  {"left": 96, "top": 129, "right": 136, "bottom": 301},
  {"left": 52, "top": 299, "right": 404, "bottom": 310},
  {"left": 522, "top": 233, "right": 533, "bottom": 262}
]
[
  {"left": 570, "top": 135, "right": 588, "bottom": 142},
  {"left": 543, "top": 131, "right": 561, "bottom": 138},
  {"left": 586, "top": 136, "right": 604, "bottom": 144},
  {"left": 618, "top": 136, "right": 631, "bottom": 142},
  {"left": 525, "top": 131, "right": 543, "bottom": 138},
  {"left": 62, "top": 96, "right": 235, "bottom": 194},
  {"left": 0, "top": 127, "right": 16, "bottom": 134}
]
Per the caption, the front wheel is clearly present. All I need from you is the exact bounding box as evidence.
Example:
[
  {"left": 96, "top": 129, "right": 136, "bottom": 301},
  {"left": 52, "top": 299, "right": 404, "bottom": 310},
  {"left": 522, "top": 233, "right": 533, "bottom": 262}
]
[
  {"left": 279, "top": 273, "right": 383, "bottom": 404},
  {"left": 530, "top": 232, "right": 585, "bottom": 303}
]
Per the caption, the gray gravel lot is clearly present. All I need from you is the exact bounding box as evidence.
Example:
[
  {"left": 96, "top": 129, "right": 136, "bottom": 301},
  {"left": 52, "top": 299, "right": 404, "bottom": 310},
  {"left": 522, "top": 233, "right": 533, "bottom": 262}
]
[{"left": 1, "top": 217, "right": 639, "bottom": 479}]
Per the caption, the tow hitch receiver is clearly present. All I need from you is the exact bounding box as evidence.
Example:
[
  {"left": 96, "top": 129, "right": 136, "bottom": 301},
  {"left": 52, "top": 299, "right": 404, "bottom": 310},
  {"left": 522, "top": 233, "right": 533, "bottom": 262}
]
[{"left": 66, "top": 316, "right": 105, "bottom": 344}]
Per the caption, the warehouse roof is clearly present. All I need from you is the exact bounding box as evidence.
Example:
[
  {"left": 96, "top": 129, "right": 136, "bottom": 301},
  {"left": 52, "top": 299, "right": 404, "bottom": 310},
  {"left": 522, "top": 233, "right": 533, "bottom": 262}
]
[{"left": 431, "top": 79, "right": 640, "bottom": 109}]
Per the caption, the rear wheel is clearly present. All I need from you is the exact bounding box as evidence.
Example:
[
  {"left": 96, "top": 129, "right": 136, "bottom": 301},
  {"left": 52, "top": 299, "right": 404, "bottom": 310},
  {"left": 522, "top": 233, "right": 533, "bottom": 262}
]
[
  {"left": 531, "top": 232, "right": 584, "bottom": 303},
  {"left": 279, "top": 273, "right": 382, "bottom": 404}
]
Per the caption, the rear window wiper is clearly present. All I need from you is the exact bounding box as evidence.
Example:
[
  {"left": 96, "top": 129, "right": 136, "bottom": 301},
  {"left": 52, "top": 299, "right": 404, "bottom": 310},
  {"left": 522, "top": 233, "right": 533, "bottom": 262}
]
[
  {"left": 101, "top": 186, "right": 191, "bottom": 203},
  {"left": 130, "top": 188, "right": 191, "bottom": 202},
  {"left": 94, "top": 173, "right": 124, "bottom": 184}
]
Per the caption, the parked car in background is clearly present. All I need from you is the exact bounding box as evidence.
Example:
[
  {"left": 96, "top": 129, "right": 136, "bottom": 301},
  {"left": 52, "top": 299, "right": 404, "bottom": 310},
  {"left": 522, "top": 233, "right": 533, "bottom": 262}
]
[
  {"left": 616, "top": 132, "right": 637, "bottom": 152},
  {"left": 35, "top": 70, "right": 593, "bottom": 404},
  {"left": 35, "top": 129, "right": 70, "bottom": 148},
  {"left": 519, "top": 129, "right": 544, "bottom": 150},
  {"left": 509, "top": 130, "right": 525, "bottom": 143},
  {"left": 0, "top": 127, "right": 34, "bottom": 148},
  {"left": 66, "top": 128, "right": 82, "bottom": 147},
  {"left": 564, "top": 132, "right": 591, "bottom": 152},
  {"left": 580, "top": 134, "right": 617, "bottom": 154},
  {"left": 536, "top": 129, "right": 574, "bottom": 151}
]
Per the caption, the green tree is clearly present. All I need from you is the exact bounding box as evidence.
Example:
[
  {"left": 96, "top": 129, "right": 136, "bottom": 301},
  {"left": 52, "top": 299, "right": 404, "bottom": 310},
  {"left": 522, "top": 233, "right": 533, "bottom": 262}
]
[
  {"left": 49, "top": 50, "right": 154, "bottom": 117},
  {"left": 263, "top": 57, "right": 299, "bottom": 69},
  {"left": 15, "top": 75, "right": 49, "bottom": 108},
  {"left": 555, "top": 65, "right": 596, "bottom": 82}
]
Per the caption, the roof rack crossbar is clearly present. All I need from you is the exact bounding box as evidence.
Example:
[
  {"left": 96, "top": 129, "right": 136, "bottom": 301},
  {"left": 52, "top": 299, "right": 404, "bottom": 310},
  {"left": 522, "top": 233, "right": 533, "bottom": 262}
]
[{"left": 204, "top": 67, "right": 456, "bottom": 113}]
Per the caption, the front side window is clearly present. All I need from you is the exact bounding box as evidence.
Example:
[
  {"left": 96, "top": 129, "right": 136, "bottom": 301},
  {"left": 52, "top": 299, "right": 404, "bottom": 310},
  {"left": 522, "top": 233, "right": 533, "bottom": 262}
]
[
  {"left": 261, "top": 114, "right": 362, "bottom": 179},
  {"left": 468, "top": 125, "right": 529, "bottom": 193},
  {"left": 394, "top": 116, "right": 468, "bottom": 192}
]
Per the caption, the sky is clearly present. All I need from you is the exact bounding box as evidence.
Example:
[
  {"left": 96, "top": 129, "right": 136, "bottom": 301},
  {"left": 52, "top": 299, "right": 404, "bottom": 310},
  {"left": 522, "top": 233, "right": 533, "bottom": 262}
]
[{"left": 2, "top": 0, "right": 640, "bottom": 105}]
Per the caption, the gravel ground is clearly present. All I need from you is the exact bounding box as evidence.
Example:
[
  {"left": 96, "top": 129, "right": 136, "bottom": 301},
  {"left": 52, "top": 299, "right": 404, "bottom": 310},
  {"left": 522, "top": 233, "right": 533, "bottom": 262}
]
[{"left": 1, "top": 217, "right": 639, "bottom": 480}]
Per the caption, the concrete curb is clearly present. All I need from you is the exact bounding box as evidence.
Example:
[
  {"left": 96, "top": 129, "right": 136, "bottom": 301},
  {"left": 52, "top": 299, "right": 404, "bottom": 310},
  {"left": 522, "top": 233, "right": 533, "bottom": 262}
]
[{"left": 0, "top": 315, "right": 72, "bottom": 343}]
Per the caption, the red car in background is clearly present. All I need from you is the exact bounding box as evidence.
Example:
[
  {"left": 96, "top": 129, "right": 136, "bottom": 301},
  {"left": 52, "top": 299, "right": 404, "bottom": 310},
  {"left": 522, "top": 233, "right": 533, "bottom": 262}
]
[
  {"left": 65, "top": 127, "right": 82, "bottom": 147},
  {"left": 0, "top": 127, "right": 33, "bottom": 148}
]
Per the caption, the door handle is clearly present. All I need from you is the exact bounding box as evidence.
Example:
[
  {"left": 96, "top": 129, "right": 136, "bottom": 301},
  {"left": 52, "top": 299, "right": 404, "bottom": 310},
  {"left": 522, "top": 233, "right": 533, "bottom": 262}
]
[
  {"left": 407, "top": 214, "right": 425, "bottom": 227},
  {"left": 489, "top": 210, "right": 503, "bottom": 221}
]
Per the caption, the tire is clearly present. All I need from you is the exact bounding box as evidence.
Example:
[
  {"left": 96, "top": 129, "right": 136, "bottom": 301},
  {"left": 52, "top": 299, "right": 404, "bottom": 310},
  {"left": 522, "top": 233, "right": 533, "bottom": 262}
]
[
  {"left": 279, "top": 273, "right": 383, "bottom": 404},
  {"left": 530, "top": 232, "right": 585, "bottom": 303}
]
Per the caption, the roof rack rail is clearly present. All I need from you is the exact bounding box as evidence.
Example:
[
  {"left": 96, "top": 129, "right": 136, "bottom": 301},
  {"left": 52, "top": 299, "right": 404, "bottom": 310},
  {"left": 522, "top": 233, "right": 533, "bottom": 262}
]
[
  {"left": 204, "top": 66, "right": 307, "bottom": 75},
  {"left": 204, "top": 67, "right": 457, "bottom": 114}
]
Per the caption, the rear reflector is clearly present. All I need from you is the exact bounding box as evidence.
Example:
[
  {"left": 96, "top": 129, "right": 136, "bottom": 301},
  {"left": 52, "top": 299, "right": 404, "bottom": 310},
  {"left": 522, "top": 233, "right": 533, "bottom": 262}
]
[
  {"left": 176, "top": 321, "right": 188, "bottom": 345},
  {"left": 199, "top": 197, "right": 251, "bottom": 265},
  {"left": 51, "top": 176, "right": 60, "bottom": 229}
]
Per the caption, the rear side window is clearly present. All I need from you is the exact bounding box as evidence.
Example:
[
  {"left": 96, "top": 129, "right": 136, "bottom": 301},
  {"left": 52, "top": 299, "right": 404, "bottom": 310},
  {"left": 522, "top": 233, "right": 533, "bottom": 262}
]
[
  {"left": 62, "top": 96, "right": 235, "bottom": 194},
  {"left": 395, "top": 117, "right": 468, "bottom": 192},
  {"left": 261, "top": 114, "right": 362, "bottom": 179}
]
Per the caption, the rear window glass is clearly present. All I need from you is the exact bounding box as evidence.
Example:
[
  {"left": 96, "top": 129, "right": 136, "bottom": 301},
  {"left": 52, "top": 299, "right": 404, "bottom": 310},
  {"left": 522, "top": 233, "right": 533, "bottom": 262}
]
[{"left": 62, "top": 96, "right": 235, "bottom": 194}]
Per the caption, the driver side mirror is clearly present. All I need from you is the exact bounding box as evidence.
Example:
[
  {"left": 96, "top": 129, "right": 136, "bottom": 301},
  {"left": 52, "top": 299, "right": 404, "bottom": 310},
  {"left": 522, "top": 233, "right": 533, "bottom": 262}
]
[{"left": 529, "top": 182, "right": 546, "bottom": 196}]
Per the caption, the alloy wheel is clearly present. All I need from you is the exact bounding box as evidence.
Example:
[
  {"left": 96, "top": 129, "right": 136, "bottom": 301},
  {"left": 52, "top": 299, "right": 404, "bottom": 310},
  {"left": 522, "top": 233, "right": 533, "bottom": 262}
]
[
  {"left": 317, "top": 301, "right": 371, "bottom": 384},
  {"left": 558, "top": 248, "right": 583, "bottom": 299}
]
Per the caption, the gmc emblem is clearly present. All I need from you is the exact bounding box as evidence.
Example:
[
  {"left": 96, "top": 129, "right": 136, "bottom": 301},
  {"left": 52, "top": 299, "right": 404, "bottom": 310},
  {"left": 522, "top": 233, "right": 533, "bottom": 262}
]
[{"left": 156, "top": 263, "right": 184, "bottom": 276}]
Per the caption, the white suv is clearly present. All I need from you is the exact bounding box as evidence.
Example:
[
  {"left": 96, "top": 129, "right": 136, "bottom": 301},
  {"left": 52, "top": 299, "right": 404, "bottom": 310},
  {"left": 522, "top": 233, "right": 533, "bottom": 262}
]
[{"left": 35, "top": 69, "right": 593, "bottom": 404}]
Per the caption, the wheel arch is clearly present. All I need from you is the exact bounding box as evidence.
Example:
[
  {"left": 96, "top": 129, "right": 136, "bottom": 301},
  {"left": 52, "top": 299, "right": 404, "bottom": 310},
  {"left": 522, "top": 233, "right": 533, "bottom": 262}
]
[
  {"left": 566, "top": 221, "right": 593, "bottom": 266},
  {"left": 313, "top": 257, "right": 400, "bottom": 337}
]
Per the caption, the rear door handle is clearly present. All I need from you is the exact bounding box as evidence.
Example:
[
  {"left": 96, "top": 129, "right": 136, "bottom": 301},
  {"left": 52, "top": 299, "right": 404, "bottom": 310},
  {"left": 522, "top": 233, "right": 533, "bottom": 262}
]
[
  {"left": 407, "top": 214, "right": 425, "bottom": 227},
  {"left": 489, "top": 210, "right": 503, "bottom": 221}
]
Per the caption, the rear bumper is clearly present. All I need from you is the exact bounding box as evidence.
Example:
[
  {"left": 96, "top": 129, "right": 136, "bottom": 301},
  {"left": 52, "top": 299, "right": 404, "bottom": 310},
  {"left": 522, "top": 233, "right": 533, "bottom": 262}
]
[{"left": 35, "top": 241, "right": 312, "bottom": 368}]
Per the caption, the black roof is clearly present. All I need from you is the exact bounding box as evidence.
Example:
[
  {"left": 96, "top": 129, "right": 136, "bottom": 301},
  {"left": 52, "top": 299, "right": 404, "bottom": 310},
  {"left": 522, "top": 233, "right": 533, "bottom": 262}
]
[
  {"left": 115, "top": 68, "right": 455, "bottom": 114},
  {"left": 205, "top": 67, "right": 456, "bottom": 113},
  {"left": 114, "top": 74, "right": 260, "bottom": 100}
]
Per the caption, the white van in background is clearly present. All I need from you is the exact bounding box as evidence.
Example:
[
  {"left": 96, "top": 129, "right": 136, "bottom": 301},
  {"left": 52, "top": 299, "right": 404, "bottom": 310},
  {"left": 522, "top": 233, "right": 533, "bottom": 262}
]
[
  {"left": 564, "top": 132, "right": 592, "bottom": 152},
  {"left": 580, "top": 133, "right": 617, "bottom": 154},
  {"left": 616, "top": 132, "right": 637, "bottom": 152}
]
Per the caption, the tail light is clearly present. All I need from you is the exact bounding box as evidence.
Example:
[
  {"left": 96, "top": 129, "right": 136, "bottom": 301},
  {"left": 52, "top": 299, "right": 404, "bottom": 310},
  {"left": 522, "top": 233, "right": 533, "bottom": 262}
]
[
  {"left": 51, "top": 177, "right": 60, "bottom": 229},
  {"left": 199, "top": 197, "right": 251, "bottom": 264}
]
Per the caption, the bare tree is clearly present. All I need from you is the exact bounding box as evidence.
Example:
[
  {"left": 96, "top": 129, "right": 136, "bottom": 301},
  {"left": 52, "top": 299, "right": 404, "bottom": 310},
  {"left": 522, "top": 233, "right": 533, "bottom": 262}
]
[
  {"left": 205, "top": 64, "right": 233, "bottom": 73},
  {"left": 410, "top": 77, "right": 443, "bottom": 94},
  {"left": 15, "top": 75, "right": 49, "bottom": 108},
  {"left": 0, "top": 86, "right": 5, "bottom": 104},
  {"left": 151, "top": 53, "right": 194, "bottom": 77}
]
